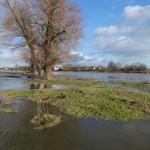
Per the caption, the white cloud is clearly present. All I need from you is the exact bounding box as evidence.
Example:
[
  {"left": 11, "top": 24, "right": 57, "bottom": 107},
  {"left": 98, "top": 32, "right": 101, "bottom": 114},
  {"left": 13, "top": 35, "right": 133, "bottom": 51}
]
[
  {"left": 123, "top": 5, "right": 150, "bottom": 27},
  {"left": 124, "top": 5, "right": 150, "bottom": 19},
  {"left": 95, "top": 25, "right": 119, "bottom": 35},
  {"left": 69, "top": 51, "right": 108, "bottom": 66},
  {"left": 0, "top": 26, "right": 26, "bottom": 67},
  {"left": 0, "top": 48, "right": 25, "bottom": 67},
  {"left": 95, "top": 5, "right": 150, "bottom": 65}
]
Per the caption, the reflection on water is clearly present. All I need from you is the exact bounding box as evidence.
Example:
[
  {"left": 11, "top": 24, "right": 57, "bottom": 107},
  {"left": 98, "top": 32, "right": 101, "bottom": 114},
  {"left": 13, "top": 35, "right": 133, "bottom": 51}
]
[
  {"left": 0, "top": 73, "right": 74, "bottom": 90},
  {"left": 0, "top": 96, "right": 4, "bottom": 102},
  {"left": 30, "top": 83, "right": 49, "bottom": 89},
  {"left": 0, "top": 99, "right": 149, "bottom": 150},
  {"left": 0, "top": 75, "right": 29, "bottom": 90},
  {"left": 30, "top": 83, "right": 74, "bottom": 90},
  {"left": 0, "top": 72, "right": 150, "bottom": 91}
]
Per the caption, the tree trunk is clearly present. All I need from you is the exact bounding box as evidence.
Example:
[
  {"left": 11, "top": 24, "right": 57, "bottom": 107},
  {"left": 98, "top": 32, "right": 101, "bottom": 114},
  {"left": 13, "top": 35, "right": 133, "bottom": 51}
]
[
  {"left": 36, "top": 65, "right": 42, "bottom": 78},
  {"left": 28, "top": 43, "right": 37, "bottom": 77},
  {"left": 30, "top": 64, "right": 36, "bottom": 75},
  {"left": 42, "top": 66, "right": 53, "bottom": 80}
]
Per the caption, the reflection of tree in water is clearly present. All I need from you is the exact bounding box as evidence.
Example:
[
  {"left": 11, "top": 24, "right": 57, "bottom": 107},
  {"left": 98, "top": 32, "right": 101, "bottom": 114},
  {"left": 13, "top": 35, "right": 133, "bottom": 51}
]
[
  {"left": 36, "top": 97, "right": 49, "bottom": 117},
  {"left": 30, "top": 84, "right": 52, "bottom": 89}
]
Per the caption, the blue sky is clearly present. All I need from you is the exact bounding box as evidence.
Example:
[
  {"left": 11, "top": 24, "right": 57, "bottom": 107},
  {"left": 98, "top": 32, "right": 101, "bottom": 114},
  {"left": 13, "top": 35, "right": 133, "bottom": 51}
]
[
  {"left": 0, "top": 0, "right": 150, "bottom": 67},
  {"left": 72, "top": 0, "right": 150, "bottom": 66}
]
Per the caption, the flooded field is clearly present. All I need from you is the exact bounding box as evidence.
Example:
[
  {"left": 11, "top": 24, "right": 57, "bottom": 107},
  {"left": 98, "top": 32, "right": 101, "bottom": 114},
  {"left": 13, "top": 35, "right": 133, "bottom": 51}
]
[
  {"left": 55, "top": 71, "right": 150, "bottom": 82},
  {"left": 0, "top": 98, "right": 150, "bottom": 150},
  {"left": 0, "top": 73, "right": 74, "bottom": 90},
  {"left": 0, "top": 73, "right": 150, "bottom": 150}
]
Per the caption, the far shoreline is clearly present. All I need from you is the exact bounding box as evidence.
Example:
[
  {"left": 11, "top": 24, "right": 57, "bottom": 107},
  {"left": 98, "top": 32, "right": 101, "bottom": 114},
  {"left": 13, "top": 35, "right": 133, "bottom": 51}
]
[{"left": 0, "top": 70, "right": 149, "bottom": 74}]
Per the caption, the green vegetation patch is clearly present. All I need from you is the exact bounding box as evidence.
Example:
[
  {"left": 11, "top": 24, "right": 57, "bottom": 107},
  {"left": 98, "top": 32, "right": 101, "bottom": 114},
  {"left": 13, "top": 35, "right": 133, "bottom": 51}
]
[
  {"left": 27, "top": 76, "right": 103, "bottom": 87},
  {"left": 111, "top": 81, "right": 150, "bottom": 88},
  {"left": 44, "top": 87, "right": 149, "bottom": 120},
  {"left": 0, "top": 108, "right": 15, "bottom": 113},
  {"left": 30, "top": 114, "right": 61, "bottom": 130},
  {"left": 0, "top": 78, "right": 150, "bottom": 121}
]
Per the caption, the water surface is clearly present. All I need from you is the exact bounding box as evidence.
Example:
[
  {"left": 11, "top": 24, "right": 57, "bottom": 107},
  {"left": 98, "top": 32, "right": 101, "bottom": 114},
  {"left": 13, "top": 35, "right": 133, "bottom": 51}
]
[
  {"left": 0, "top": 99, "right": 149, "bottom": 150},
  {"left": 0, "top": 73, "right": 74, "bottom": 90},
  {"left": 0, "top": 73, "right": 150, "bottom": 150},
  {"left": 54, "top": 71, "right": 150, "bottom": 82}
]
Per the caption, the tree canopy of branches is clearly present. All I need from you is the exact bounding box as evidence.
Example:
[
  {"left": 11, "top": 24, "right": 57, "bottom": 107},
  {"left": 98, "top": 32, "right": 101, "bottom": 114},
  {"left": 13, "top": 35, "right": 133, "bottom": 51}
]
[
  {"left": 107, "top": 61, "right": 122, "bottom": 72},
  {"left": 4, "top": 0, "right": 82, "bottom": 79}
]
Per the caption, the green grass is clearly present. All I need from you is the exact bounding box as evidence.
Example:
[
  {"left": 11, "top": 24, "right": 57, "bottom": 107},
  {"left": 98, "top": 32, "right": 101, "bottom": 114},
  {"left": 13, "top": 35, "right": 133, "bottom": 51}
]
[
  {"left": 0, "top": 78, "right": 150, "bottom": 121},
  {"left": 111, "top": 81, "right": 150, "bottom": 88},
  {"left": 0, "top": 108, "right": 15, "bottom": 113},
  {"left": 27, "top": 77, "right": 103, "bottom": 87}
]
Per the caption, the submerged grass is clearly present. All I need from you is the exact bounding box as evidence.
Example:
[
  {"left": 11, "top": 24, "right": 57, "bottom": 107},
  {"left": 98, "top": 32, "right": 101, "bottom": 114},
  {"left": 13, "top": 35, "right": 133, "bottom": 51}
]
[
  {"left": 27, "top": 77, "right": 103, "bottom": 87},
  {"left": 0, "top": 77, "right": 150, "bottom": 121},
  {"left": 0, "top": 108, "right": 15, "bottom": 113},
  {"left": 111, "top": 81, "right": 150, "bottom": 88}
]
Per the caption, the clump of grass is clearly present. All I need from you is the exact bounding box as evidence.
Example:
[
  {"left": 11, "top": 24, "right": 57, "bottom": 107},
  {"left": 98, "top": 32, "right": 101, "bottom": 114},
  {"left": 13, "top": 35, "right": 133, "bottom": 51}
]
[
  {"left": 0, "top": 96, "right": 15, "bottom": 113},
  {"left": 0, "top": 90, "right": 35, "bottom": 98},
  {"left": 0, "top": 108, "right": 15, "bottom": 113},
  {"left": 30, "top": 114, "right": 61, "bottom": 130},
  {"left": 2, "top": 96, "right": 13, "bottom": 105},
  {"left": 111, "top": 81, "right": 150, "bottom": 88}
]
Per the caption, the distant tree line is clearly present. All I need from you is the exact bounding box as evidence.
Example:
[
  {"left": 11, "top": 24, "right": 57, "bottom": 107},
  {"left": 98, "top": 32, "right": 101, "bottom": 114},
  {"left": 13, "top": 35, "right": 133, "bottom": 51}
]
[
  {"left": 107, "top": 62, "right": 148, "bottom": 73},
  {"left": 1, "top": 62, "right": 149, "bottom": 73},
  {"left": 60, "top": 62, "right": 149, "bottom": 73}
]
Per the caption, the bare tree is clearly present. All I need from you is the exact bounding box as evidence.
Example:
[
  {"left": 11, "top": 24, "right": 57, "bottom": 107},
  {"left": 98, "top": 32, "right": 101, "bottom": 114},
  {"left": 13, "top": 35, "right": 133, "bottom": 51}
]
[
  {"left": 107, "top": 61, "right": 122, "bottom": 72},
  {"left": 4, "top": 0, "right": 82, "bottom": 79},
  {"left": 4, "top": 0, "right": 38, "bottom": 74},
  {"left": 31, "top": 0, "right": 82, "bottom": 79}
]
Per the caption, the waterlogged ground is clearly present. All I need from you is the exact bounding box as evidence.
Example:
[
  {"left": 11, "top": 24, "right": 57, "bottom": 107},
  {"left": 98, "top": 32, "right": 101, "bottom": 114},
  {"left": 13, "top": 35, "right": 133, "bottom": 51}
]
[
  {"left": 0, "top": 73, "right": 74, "bottom": 90},
  {"left": 0, "top": 73, "right": 150, "bottom": 150},
  {"left": 0, "top": 98, "right": 150, "bottom": 150},
  {"left": 0, "top": 99, "right": 150, "bottom": 150}
]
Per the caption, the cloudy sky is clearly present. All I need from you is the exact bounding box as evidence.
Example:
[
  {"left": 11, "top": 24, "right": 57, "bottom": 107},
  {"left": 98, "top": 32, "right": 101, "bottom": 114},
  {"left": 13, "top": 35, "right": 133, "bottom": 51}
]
[{"left": 0, "top": 0, "right": 150, "bottom": 67}]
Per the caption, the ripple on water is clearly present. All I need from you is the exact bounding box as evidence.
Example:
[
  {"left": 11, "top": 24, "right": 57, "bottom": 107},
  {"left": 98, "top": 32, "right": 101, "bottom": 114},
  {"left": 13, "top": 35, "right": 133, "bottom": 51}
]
[{"left": 0, "top": 129, "right": 11, "bottom": 148}]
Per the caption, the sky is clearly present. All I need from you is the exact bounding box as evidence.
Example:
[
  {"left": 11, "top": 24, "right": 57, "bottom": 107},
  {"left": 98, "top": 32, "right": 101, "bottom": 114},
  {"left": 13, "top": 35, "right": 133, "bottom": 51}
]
[{"left": 0, "top": 0, "right": 150, "bottom": 67}]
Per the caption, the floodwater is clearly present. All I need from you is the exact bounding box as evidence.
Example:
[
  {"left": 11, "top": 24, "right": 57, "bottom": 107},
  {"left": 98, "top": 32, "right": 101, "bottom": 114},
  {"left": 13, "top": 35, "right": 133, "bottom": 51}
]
[
  {"left": 0, "top": 73, "right": 74, "bottom": 90},
  {"left": 54, "top": 71, "right": 150, "bottom": 82},
  {"left": 0, "top": 72, "right": 150, "bottom": 90},
  {"left": 0, "top": 73, "right": 150, "bottom": 150},
  {"left": 0, "top": 98, "right": 149, "bottom": 150}
]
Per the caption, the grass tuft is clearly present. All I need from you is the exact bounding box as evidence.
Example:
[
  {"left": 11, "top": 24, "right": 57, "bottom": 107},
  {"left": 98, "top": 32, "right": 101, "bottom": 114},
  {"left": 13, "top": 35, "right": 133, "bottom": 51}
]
[{"left": 30, "top": 114, "right": 61, "bottom": 130}]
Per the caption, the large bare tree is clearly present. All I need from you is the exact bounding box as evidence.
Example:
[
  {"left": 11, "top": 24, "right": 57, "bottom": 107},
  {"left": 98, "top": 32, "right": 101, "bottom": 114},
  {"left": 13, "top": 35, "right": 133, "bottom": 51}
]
[
  {"left": 4, "top": 0, "right": 38, "bottom": 74},
  {"left": 4, "top": 0, "right": 82, "bottom": 79}
]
